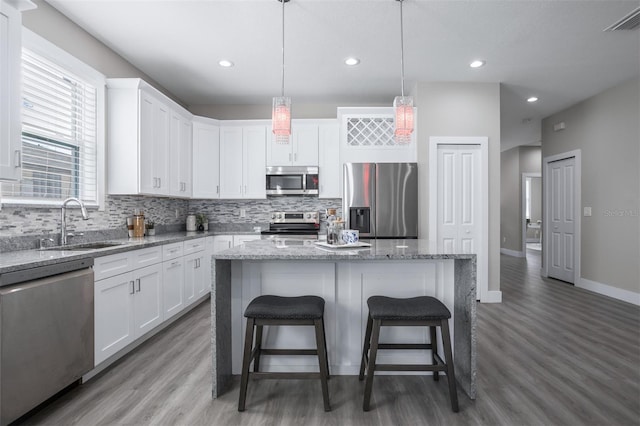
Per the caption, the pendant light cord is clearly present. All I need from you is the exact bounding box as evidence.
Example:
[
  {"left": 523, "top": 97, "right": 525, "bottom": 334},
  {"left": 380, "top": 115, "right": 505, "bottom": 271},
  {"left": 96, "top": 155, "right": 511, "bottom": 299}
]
[
  {"left": 399, "top": 0, "right": 405, "bottom": 98},
  {"left": 281, "top": 0, "right": 286, "bottom": 97}
]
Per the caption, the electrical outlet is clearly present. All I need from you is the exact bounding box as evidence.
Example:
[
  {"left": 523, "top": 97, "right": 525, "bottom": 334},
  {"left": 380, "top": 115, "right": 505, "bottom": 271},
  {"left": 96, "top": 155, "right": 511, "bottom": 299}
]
[
  {"left": 503, "top": 237, "right": 506, "bottom": 243},
  {"left": 584, "top": 207, "right": 592, "bottom": 217},
  {"left": 240, "top": 208, "right": 246, "bottom": 218},
  {"left": 175, "top": 209, "right": 179, "bottom": 219}
]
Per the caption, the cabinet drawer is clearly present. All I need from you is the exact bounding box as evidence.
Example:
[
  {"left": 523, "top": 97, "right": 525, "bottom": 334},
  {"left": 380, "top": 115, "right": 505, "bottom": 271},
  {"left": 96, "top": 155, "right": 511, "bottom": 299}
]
[
  {"left": 94, "top": 252, "right": 132, "bottom": 281},
  {"left": 183, "top": 238, "right": 206, "bottom": 255},
  {"left": 132, "top": 246, "right": 163, "bottom": 269},
  {"left": 162, "top": 242, "right": 184, "bottom": 261}
]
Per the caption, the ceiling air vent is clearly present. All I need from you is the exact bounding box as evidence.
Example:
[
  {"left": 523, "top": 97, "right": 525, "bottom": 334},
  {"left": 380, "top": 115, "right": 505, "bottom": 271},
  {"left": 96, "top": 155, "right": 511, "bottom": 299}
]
[{"left": 604, "top": 6, "right": 640, "bottom": 31}]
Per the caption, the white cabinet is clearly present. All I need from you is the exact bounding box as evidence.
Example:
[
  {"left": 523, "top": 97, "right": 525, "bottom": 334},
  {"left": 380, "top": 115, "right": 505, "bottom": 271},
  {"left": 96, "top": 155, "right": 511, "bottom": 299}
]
[
  {"left": 219, "top": 124, "right": 266, "bottom": 199},
  {"left": 268, "top": 122, "right": 319, "bottom": 166},
  {"left": 107, "top": 78, "right": 191, "bottom": 197},
  {"left": 169, "top": 109, "right": 193, "bottom": 197},
  {"left": 184, "top": 251, "right": 206, "bottom": 305},
  {"left": 94, "top": 261, "right": 163, "bottom": 365},
  {"left": 211, "top": 235, "right": 233, "bottom": 252},
  {"left": 318, "top": 122, "right": 341, "bottom": 198},
  {"left": 162, "top": 256, "right": 184, "bottom": 320},
  {"left": 0, "top": 0, "right": 33, "bottom": 181},
  {"left": 192, "top": 117, "right": 220, "bottom": 199}
]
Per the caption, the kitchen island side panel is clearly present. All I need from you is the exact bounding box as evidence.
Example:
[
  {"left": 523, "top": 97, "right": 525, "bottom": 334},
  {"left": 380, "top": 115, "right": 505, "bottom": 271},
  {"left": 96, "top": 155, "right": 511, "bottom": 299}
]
[{"left": 212, "top": 259, "right": 233, "bottom": 397}]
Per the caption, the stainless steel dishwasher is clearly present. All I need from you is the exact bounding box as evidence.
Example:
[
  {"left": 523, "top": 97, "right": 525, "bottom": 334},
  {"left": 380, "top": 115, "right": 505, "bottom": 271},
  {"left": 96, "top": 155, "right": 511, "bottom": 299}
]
[{"left": 0, "top": 258, "right": 94, "bottom": 426}]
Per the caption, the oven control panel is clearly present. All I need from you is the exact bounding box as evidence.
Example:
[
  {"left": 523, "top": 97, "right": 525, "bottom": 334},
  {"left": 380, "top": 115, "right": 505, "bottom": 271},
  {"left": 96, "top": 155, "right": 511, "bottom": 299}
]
[{"left": 270, "top": 211, "right": 319, "bottom": 224}]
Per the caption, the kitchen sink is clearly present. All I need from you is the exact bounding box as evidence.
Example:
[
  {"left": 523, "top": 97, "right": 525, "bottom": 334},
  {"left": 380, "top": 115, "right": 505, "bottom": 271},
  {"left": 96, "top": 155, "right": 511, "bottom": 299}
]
[{"left": 40, "top": 242, "right": 126, "bottom": 251}]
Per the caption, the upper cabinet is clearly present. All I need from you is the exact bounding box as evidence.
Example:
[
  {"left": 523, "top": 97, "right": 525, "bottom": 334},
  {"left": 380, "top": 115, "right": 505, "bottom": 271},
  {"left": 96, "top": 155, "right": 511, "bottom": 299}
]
[
  {"left": 267, "top": 120, "right": 319, "bottom": 166},
  {"left": 318, "top": 121, "right": 340, "bottom": 198},
  {"left": 219, "top": 123, "right": 266, "bottom": 199},
  {"left": 0, "top": 0, "right": 35, "bottom": 181},
  {"left": 169, "top": 108, "right": 193, "bottom": 198},
  {"left": 107, "top": 78, "right": 190, "bottom": 197},
  {"left": 192, "top": 116, "right": 220, "bottom": 199}
]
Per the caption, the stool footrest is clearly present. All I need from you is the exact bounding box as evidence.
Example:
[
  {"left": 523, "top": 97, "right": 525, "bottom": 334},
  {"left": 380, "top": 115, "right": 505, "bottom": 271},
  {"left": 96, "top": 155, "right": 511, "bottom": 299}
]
[
  {"left": 250, "top": 371, "right": 322, "bottom": 380},
  {"left": 260, "top": 349, "right": 318, "bottom": 356},
  {"left": 374, "top": 364, "right": 448, "bottom": 372},
  {"left": 377, "top": 343, "right": 433, "bottom": 350}
]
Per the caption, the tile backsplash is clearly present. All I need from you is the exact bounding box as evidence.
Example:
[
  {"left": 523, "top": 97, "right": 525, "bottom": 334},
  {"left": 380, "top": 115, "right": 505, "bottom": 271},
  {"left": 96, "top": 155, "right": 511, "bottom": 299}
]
[{"left": 0, "top": 195, "right": 341, "bottom": 252}]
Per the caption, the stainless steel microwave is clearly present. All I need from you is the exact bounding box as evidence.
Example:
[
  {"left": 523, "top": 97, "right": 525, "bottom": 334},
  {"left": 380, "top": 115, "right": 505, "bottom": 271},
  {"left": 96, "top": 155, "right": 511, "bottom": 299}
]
[{"left": 265, "top": 166, "right": 319, "bottom": 196}]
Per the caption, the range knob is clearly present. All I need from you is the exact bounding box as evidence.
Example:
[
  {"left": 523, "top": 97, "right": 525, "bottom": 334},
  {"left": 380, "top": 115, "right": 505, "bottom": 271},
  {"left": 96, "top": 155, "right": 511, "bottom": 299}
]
[{"left": 306, "top": 213, "right": 312, "bottom": 219}]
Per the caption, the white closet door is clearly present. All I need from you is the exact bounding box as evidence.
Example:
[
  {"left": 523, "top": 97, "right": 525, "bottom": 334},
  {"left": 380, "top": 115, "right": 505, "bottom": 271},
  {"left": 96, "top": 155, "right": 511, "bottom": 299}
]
[{"left": 548, "top": 157, "right": 576, "bottom": 283}]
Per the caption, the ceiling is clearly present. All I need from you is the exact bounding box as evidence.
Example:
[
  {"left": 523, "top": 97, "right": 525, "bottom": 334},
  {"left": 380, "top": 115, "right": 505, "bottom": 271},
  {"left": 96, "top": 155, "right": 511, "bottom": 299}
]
[{"left": 46, "top": 0, "right": 640, "bottom": 151}]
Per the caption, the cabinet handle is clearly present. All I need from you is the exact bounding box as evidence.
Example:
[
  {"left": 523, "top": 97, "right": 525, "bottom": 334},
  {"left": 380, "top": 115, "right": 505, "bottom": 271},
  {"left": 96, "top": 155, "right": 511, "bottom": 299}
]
[
  {"left": 14, "top": 150, "right": 21, "bottom": 167},
  {"left": 289, "top": 153, "right": 292, "bottom": 162},
  {"left": 244, "top": 185, "right": 247, "bottom": 194},
  {"left": 130, "top": 280, "right": 135, "bottom": 295},
  {"left": 294, "top": 153, "right": 297, "bottom": 162},
  {"left": 158, "top": 177, "right": 161, "bottom": 188},
  {"left": 171, "top": 261, "right": 180, "bottom": 267},
  {"left": 136, "top": 279, "right": 141, "bottom": 292},
  {"left": 216, "top": 185, "right": 219, "bottom": 194}
]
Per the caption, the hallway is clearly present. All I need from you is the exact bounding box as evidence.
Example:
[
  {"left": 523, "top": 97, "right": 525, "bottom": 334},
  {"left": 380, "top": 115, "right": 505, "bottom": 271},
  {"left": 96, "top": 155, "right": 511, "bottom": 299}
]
[{"left": 18, "top": 250, "right": 640, "bottom": 425}]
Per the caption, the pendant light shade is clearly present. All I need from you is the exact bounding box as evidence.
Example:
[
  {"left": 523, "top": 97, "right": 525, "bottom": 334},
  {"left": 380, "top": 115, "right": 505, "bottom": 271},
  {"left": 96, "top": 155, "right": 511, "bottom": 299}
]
[
  {"left": 272, "top": 96, "right": 291, "bottom": 144},
  {"left": 394, "top": 0, "right": 413, "bottom": 144},
  {"left": 272, "top": 0, "right": 291, "bottom": 144}
]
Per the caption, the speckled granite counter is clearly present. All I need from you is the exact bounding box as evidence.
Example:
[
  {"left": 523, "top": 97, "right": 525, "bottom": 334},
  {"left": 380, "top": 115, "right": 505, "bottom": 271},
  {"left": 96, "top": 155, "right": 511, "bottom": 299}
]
[
  {"left": 0, "top": 231, "right": 262, "bottom": 276},
  {"left": 211, "top": 238, "right": 477, "bottom": 400}
]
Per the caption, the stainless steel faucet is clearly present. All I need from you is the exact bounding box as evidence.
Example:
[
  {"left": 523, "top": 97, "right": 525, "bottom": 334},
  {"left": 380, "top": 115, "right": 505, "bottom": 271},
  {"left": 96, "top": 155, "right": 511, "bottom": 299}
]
[{"left": 61, "top": 197, "right": 89, "bottom": 245}]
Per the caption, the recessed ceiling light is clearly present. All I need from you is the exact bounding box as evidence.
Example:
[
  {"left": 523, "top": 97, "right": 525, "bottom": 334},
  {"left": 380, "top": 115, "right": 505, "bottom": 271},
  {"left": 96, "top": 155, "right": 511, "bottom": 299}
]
[
  {"left": 218, "top": 60, "right": 234, "bottom": 68},
  {"left": 344, "top": 57, "right": 360, "bottom": 66},
  {"left": 469, "top": 60, "right": 485, "bottom": 68},
  {"left": 527, "top": 96, "right": 539, "bottom": 103}
]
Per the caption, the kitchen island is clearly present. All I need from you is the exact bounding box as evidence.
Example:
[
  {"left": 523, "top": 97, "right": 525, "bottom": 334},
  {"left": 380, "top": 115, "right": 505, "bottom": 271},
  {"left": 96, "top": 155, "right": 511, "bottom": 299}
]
[{"left": 211, "top": 239, "right": 477, "bottom": 399}]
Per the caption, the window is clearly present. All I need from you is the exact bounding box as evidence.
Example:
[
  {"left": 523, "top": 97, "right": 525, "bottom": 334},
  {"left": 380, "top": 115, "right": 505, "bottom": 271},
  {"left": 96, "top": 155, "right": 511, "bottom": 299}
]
[{"left": 1, "top": 29, "right": 105, "bottom": 207}]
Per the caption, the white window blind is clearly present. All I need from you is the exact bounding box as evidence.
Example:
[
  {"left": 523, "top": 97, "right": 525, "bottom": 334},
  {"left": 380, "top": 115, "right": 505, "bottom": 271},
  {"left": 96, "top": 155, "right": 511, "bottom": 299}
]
[{"left": 1, "top": 48, "right": 99, "bottom": 204}]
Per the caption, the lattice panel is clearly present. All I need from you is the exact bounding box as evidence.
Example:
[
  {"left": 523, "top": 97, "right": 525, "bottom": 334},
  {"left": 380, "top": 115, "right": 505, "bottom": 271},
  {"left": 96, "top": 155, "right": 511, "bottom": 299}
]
[{"left": 346, "top": 117, "right": 397, "bottom": 147}]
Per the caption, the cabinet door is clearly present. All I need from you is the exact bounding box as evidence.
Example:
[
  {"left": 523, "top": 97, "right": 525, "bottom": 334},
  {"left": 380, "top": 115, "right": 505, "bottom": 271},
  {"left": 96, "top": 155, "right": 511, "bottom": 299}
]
[
  {"left": 219, "top": 126, "right": 243, "bottom": 198},
  {"left": 0, "top": 2, "right": 22, "bottom": 181},
  {"left": 133, "top": 263, "right": 163, "bottom": 336},
  {"left": 139, "top": 91, "right": 170, "bottom": 195},
  {"left": 293, "top": 124, "right": 319, "bottom": 166},
  {"left": 233, "top": 234, "right": 261, "bottom": 246},
  {"left": 267, "top": 133, "right": 292, "bottom": 166},
  {"left": 184, "top": 251, "right": 205, "bottom": 305},
  {"left": 162, "top": 258, "right": 184, "bottom": 320},
  {"left": 243, "top": 125, "right": 266, "bottom": 199},
  {"left": 95, "top": 272, "right": 135, "bottom": 365},
  {"left": 192, "top": 121, "right": 220, "bottom": 199},
  {"left": 318, "top": 122, "right": 341, "bottom": 198},
  {"left": 199, "top": 251, "right": 211, "bottom": 297},
  {"left": 169, "top": 111, "right": 192, "bottom": 197},
  {"left": 212, "top": 235, "right": 233, "bottom": 252}
]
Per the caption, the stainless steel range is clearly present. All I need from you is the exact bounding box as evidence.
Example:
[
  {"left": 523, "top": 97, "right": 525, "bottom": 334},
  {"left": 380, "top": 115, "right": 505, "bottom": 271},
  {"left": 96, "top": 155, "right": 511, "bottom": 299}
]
[{"left": 261, "top": 211, "right": 320, "bottom": 239}]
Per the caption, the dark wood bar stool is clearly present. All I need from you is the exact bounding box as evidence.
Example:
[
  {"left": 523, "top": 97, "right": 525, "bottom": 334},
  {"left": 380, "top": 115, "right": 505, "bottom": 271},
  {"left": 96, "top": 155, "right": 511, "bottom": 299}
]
[
  {"left": 359, "top": 295, "right": 459, "bottom": 412},
  {"left": 238, "top": 295, "right": 331, "bottom": 412}
]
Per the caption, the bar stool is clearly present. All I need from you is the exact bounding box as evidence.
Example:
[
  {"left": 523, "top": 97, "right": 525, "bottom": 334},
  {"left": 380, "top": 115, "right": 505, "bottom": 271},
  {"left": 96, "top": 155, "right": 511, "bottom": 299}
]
[
  {"left": 238, "top": 295, "right": 331, "bottom": 412},
  {"left": 358, "top": 295, "right": 459, "bottom": 412}
]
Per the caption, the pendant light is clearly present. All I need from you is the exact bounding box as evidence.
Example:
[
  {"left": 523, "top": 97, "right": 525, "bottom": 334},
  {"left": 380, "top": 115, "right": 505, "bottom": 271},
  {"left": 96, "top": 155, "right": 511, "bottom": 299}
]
[
  {"left": 272, "top": 0, "right": 291, "bottom": 144},
  {"left": 393, "top": 0, "right": 414, "bottom": 144}
]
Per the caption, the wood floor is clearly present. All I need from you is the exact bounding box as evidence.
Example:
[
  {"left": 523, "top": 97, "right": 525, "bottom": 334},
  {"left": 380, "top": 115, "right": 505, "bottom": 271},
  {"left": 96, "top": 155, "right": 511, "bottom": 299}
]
[{"left": 18, "top": 250, "right": 640, "bottom": 426}]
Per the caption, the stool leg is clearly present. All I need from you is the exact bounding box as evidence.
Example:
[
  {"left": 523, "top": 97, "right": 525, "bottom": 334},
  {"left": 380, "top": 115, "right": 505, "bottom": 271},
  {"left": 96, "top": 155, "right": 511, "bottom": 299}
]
[
  {"left": 238, "top": 318, "right": 255, "bottom": 412},
  {"left": 363, "top": 319, "right": 381, "bottom": 411},
  {"left": 430, "top": 326, "right": 439, "bottom": 381},
  {"left": 359, "top": 313, "right": 373, "bottom": 380},
  {"left": 253, "top": 325, "right": 263, "bottom": 372},
  {"left": 314, "top": 319, "right": 331, "bottom": 411},
  {"left": 321, "top": 318, "right": 330, "bottom": 379},
  {"left": 440, "top": 319, "right": 459, "bottom": 412}
]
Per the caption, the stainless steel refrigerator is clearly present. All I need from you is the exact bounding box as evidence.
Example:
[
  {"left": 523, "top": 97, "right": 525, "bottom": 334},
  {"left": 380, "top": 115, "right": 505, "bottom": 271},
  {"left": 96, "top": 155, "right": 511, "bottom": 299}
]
[{"left": 343, "top": 162, "right": 418, "bottom": 239}]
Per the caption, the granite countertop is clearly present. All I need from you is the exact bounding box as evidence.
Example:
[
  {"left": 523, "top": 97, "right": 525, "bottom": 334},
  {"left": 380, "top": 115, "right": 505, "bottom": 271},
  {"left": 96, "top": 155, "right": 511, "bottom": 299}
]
[
  {"left": 214, "top": 238, "right": 477, "bottom": 261},
  {"left": 0, "top": 231, "right": 262, "bottom": 275}
]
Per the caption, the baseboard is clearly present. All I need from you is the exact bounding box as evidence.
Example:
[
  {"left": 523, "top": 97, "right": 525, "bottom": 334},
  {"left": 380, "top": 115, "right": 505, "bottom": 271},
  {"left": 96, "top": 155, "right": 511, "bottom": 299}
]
[
  {"left": 577, "top": 278, "right": 640, "bottom": 306},
  {"left": 500, "top": 248, "right": 525, "bottom": 257},
  {"left": 482, "top": 290, "right": 502, "bottom": 303}
]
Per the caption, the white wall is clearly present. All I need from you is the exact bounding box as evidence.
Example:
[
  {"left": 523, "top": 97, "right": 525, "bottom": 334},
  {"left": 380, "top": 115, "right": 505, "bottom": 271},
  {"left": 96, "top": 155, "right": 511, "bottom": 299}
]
[
  {"left": 542, "top": 77, "right": 640, "bottom": 296},
  {"left": 414, "top": 82, "right": 501, "bottom": 292}
]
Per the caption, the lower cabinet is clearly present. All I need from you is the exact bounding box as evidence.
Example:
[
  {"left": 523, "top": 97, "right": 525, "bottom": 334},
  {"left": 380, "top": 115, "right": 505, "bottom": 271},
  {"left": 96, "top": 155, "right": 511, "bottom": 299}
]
[
  {"left": 93, "top": 239, "right": 211, "bottom": 368},
  {"left": 162, "top": 257, "right": 185, "bottom": 320},
  {"left": 94, "top": 263, "right": 163, "bottom": 365}
]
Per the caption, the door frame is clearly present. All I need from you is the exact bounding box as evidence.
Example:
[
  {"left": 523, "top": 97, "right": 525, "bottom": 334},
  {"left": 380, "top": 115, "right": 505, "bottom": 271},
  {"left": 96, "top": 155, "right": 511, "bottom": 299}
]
[
  {"left": 521, "top": 172, "right": 542, "bottom": 255},
  {"left": 542, "top": 149, "right": 581, "bottom": 283},
  {"left": 428, "top": 136, "right": 490, "bottom": 302}
]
